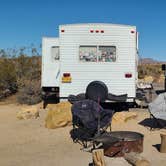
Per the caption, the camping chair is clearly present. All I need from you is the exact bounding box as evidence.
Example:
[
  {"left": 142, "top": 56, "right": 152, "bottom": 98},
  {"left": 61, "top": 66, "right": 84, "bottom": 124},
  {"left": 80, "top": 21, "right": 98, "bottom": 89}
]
[
  {"left": 70, "top": 99, "right": 115, "bottom": 150},
  {"left": 148, "top": 92, "right": 166, "bottom": 129}
]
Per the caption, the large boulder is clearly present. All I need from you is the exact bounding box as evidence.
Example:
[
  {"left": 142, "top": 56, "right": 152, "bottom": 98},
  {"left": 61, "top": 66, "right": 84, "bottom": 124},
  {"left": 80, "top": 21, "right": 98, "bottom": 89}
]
[
  {"left": 45, "top": 102, "right": 72, "bottom": 129},
  {"left": 17, "top": 106, "right": 40, "bottom": 120}
]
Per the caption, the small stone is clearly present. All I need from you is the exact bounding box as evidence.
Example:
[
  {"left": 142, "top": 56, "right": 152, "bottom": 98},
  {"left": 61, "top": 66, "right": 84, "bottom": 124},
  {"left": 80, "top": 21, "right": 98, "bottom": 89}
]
[{"left": 17, "top": 106, "right": 39, "bottom": 120}]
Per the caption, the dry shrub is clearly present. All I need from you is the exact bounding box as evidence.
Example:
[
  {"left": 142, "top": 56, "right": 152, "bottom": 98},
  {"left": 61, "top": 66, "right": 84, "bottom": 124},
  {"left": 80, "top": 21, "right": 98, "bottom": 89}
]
[
  {"left": 0, "top": 47, "right": 41, "bottom": 102},
  {"left": 17, "top": 80, "right": 42, "bottom": 105},
  {"left": 15, "top": 56, "right": 41, "bottom": 105},
  {"left": 138, "top": 64, "right": 163, "bottom": 79},
  {"left": 0, "top": 58, "right": 17, "bottom": 99},
  {"left": 16, "top": 55, "right": 41, "bottom": 84}
]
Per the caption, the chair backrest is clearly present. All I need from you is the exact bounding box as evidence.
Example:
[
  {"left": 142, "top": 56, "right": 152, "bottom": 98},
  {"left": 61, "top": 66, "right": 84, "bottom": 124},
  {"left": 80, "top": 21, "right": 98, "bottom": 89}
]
[
  {"left": 71, "top": 99, "right": 113, "bottom": 133},
  {"left": 149, "top": 92, "right": 166, "bottom": 120}
]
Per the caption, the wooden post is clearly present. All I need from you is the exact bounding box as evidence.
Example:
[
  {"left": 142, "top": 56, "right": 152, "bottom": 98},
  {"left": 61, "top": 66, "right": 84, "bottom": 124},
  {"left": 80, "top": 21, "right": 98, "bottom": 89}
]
[
  {"left": 124, "top": 152, "right": 150, "bottom": 166},
  {"left": 92, "top": 149, "right": 106, "bottom": 166},
  {"left": 160, "top": 133, "right": 166, "bottom": 153}
]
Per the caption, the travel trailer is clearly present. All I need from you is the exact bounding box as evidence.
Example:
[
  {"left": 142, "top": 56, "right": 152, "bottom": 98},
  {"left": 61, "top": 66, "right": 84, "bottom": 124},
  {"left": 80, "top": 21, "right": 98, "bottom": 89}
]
[{"left": 42, "top": 23, "right": 139, "bottom": 103}]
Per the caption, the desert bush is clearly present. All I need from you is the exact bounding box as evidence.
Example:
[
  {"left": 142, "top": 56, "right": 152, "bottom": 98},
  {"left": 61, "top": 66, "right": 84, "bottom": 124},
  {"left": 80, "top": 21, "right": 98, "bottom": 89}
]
[
  {"left": 0, "top": 58, "right": 17, "bottom": 98},
  {"left": 0, "top": 46, "right": 42, "bottom": 104},
  {"left": 15, "top": 55, "right": 41, "bottom": 88},
  {"left": 17, "top": 80, "right": 42, "bottom": 105},
  {"left": 138, "top": 64, "right": 163, "bottom": 79},
  {"left": 15, "top": 55, "right": 41, "bottom": 105}
]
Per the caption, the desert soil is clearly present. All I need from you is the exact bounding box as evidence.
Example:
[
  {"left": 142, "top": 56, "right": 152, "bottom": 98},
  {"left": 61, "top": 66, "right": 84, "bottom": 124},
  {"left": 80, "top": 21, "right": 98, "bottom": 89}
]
[{"left": 0, "top": 98, "right": 166, "bottom": 166}]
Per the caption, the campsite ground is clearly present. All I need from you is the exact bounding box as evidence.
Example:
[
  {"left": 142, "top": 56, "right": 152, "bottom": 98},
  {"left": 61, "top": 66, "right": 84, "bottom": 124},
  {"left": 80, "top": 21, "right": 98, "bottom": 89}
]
[{"left": 0, "top": 96, "right": 166, "bottom": 166}]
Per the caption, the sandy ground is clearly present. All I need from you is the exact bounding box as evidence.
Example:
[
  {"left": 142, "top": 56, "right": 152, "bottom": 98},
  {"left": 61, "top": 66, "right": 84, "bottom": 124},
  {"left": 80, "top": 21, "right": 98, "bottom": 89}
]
[{"left": 0, "top": 98, "right": 166, "bottom": 166}]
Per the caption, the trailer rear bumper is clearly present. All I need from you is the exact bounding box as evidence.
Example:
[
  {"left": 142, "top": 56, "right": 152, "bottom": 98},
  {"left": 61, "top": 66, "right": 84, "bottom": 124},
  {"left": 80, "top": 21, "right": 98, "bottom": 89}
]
[{"left": 42, "top": 87, "right": 59, "bottom": 99}]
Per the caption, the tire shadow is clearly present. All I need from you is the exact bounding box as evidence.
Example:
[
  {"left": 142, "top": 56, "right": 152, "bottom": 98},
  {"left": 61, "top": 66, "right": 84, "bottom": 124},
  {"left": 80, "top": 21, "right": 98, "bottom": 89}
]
[{"left": 153, "top": 144, "right": 160, "bottom": 152}]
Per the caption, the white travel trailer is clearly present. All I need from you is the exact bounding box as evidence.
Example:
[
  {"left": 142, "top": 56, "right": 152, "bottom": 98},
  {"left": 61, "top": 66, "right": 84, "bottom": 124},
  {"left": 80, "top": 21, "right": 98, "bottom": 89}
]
[{"left": 42, "top": 23, "right": 138, "bottom": 103}]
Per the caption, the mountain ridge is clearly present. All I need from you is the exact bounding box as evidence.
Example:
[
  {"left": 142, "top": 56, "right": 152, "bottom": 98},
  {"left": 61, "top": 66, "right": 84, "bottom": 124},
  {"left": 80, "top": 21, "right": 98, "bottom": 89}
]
[{"left": 139, "top": 58, "right": 166, "bottom": 64}]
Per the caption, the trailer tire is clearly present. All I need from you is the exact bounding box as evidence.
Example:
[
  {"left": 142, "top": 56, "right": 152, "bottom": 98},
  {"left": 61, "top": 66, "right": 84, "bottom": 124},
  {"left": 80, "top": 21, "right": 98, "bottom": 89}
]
[{"left": 86, "top": 81, "right": 108, "bottom": 102}]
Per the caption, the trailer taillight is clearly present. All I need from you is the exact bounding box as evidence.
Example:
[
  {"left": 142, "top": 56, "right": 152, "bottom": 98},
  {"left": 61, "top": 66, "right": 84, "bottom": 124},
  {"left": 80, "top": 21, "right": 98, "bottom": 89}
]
[
  {"left": 131, "top": 30, "right": 135, "bottom": 34},
  {"left": 125, "top": 73, "right": 132, "bottom": 78},
  {"left": 62, "top": 73, "right": 72, "bottom": 83},
  {"left": 61, "top": 29, "right": 65, "bottom": 32},
  {"left": 63, "top": 73, "right": 70, "bottom": 77},
  {"left": 89, "top": 30, "right": 104, "bottom": 33}
]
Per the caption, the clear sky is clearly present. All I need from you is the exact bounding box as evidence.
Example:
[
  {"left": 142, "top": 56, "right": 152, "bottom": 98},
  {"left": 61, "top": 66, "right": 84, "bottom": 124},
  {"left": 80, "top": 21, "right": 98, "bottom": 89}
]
[{"left": 0, "top": 0, "right": 166, "bottom": 60}]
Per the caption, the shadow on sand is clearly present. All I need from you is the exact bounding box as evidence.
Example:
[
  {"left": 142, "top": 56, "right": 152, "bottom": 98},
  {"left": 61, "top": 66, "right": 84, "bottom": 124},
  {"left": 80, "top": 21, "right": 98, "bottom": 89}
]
[
  {"left": 153, "top": 144, "right": 161, "bottom": 152},
  {"left": 100, "top": 102, "right": 130, "bottom": 112},
  {"left": 139, "top": 118, "right": 166, "bottom": 129}
]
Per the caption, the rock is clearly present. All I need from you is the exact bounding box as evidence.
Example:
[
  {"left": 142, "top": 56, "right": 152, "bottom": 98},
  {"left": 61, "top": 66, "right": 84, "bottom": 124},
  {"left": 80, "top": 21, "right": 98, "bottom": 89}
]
[
  {"left": 158, "top": 74, "right": 165, "bottom": 83},
  {"left": 105, "top": 157, "right": 131, "bottom": 166},
  {"left": 17, "top": 106, "right": 40, "bottom": 120},
  {"left": 143, "top": 76, "right": 154, "bottom": 83},
  {"left": 112, "top": 111, "right": 137, "bottom": 125},
  {"left": 124, "top": 152, "right": 150, "bottom": 166},
  {"left": 45, "top": 102, "right": 72, "bottom": 129}
]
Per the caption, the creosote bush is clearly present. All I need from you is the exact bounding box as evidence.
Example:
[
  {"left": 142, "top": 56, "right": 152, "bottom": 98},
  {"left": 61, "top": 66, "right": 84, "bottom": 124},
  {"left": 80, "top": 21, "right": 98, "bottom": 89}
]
[
  {"left": 0, "top": 46, "right": 42, "bottom": 104},
  {"left": 0, "top": 58, "right": 17, "bottom": 98},
  {"left": 138, "top": 64, "right": 163, "bottom": 80},
  {"left": 17, "top": 80, "right": 42, "bottom": 105},
  {"left": 15, "top": 55, "right": 41, "bottom": 104}
]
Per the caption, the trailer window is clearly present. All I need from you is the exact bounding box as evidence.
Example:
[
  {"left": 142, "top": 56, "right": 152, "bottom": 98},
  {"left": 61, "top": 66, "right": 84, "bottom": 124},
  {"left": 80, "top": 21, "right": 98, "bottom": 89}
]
[
  {"left": 79, "top": 46, "right": 97, "bottom": 62},
  {"left": 98, "top": 46, "right": 116, "bottom": 62},
  {"left": 51, "top": 46, "right": 59, "bottom": 61}
]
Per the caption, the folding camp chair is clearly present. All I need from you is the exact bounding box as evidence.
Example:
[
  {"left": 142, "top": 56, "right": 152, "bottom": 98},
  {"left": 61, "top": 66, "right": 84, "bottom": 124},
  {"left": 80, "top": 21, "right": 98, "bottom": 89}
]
[
  {"left": 70, "top": 99, "right": 115, "bottom": 150},
  {"left": 148, "top": 92, "right": 166, "bottom": 129}
]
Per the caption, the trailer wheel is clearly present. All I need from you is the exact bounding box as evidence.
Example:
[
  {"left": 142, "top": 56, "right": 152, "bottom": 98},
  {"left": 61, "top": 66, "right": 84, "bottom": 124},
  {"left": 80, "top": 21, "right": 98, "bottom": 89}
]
[{"left": 86, "top": 81, "right": 108, "bottom": 102}]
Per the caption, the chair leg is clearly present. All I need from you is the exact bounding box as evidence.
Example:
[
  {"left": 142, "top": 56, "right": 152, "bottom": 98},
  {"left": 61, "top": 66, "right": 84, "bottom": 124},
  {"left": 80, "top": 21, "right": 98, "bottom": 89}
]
[
  {"left": 150, "top": 114, "right": 153, "bottom": 131},
  {"left": 109, "top": 123, "right": 112, "bottom": 131},
  {"left": 83, "top": 141, "right": 87, "bottom": 148},
  {"left": 43, "top": 101, "right": 47, "bottom": 109},
  {"left": 149, "top": 113, "right": 155, "bottom": 131}
]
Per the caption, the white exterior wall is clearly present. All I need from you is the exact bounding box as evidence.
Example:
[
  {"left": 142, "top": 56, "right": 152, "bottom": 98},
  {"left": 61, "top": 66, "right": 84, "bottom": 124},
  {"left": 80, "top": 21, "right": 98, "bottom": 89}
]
[
  {"left": 42, "top": 37, "right": 60, "bottom": 87},
  {"left": 59, "top": 24, "right": 137, "bottom": 98}
]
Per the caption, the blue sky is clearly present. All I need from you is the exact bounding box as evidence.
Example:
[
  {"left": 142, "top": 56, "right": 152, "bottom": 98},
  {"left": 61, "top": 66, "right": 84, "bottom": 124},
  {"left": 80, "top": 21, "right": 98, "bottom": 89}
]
[{"left": 0, "top": 0, "right": 166, "bottom": 60}]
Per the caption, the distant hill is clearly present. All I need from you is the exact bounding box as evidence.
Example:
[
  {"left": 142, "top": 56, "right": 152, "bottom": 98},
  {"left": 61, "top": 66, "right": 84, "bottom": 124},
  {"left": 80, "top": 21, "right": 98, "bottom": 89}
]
[{"left": 139, "top": 58, "right": 166, "bottom": 64}]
